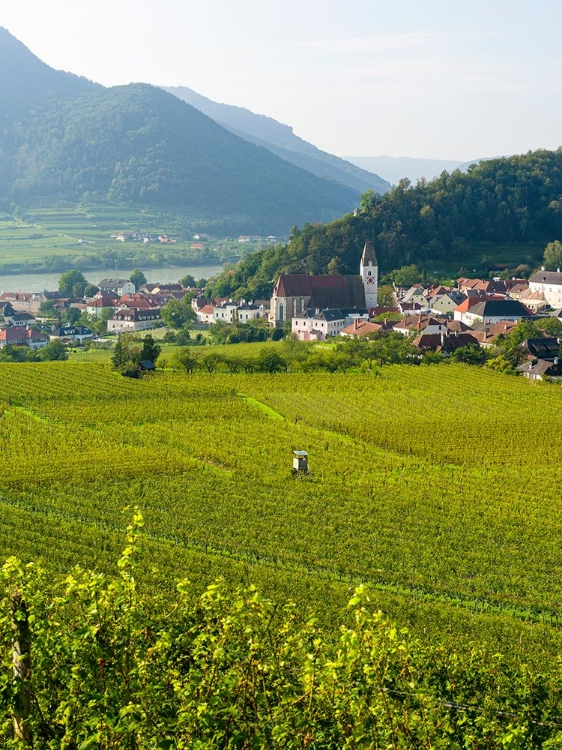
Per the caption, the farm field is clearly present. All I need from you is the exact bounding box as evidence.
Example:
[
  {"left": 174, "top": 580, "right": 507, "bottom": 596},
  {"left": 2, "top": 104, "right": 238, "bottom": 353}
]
[
  {"left": 0, "top": 202, "right": 260, "bottom": 273},
  {"left": 1, "top": 362, "right": 562, "bottom": 668}
]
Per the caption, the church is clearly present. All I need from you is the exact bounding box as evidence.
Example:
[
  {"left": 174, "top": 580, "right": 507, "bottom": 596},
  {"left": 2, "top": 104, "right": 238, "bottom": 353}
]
[{"left": 269, "top": 241, "right": 378, "bottom": 327}]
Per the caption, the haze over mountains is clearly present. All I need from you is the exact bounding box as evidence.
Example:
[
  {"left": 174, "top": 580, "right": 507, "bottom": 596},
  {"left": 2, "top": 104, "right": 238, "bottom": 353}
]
[
  {"left": 344, "top": 156, "right": 500, "bottom": 185},
  {"left": 0, "top": 28, "right": 382, "bottom": 234},
  {"left": 164, "top": 86, "right": 390, "bottom": 196}
]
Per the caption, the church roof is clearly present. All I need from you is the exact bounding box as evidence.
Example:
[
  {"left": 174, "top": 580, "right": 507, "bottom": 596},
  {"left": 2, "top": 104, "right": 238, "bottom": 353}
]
[
  {"left": 361, "top": 241, "right": 378, "bottom": 266},
  {"left": 276, "top": 274, "right": 366, "bottom": 309}
]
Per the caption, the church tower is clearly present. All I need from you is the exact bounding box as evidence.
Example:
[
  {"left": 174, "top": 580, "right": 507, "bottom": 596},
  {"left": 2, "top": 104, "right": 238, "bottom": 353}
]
[{"left": 360, "top": 240, "right": 378, "bottom": 309}]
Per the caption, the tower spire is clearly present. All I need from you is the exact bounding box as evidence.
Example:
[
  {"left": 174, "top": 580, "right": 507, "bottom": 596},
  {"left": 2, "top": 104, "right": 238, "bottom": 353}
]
[{"left": 361, "top": 240, "right": 378, "bottom": 266}]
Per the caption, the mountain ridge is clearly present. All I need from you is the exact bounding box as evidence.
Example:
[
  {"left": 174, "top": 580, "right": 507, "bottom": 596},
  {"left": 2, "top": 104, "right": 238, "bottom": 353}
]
[{"left": 0, "top": 28, "right": 360, "bottom": 234}]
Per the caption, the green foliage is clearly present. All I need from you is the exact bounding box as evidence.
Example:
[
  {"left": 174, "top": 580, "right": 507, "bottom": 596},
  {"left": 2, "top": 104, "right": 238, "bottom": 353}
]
[
  {"left": 129, "top": 268, "right": 147, "bottom": 290},
  {"left": 543, "top": 240, "right": 562, "bottom": 270},
  {"left": 450, "top": 344, "right": 487, "bottom": 365},
  {"left": 38, "top": 301, "right": 57, "bottom": 318},
  {"left": 3, "top": 538, "right": 561, "bottom": 747},
  {"left": 62, "top": 306, "right": 81, "bottom": 324},
  {"left": 139, "top": 334, "right": 161, "bottom": 365},
  {"left": 179, "top": 273, "right": 196, "bottom": 287},
  {"left": 4, "top": 361, "right": 562, "bottom": 694},
  {"left": 37, "top": 340, "right": 68, "bottom": 361},
  {"left": 58, "top": 269, "right": 88, "bottom": 297},
  {"left": 160, "top": 297, "right": 196, "bottom": 329}
]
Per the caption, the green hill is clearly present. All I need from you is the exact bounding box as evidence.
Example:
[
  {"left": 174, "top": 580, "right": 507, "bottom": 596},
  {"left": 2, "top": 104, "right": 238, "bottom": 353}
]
[
  {"left": 0, "top": 29, "right": 360, "bottom": 235},
  {"left": 209, "top": 148, "right": 562, "bottom": 297}
]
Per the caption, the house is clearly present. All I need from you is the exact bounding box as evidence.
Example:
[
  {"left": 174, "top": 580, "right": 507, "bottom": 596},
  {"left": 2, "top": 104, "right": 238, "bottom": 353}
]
[
  {"left": 469, "top": 321, "right": 519, "bottom": 348},
  {"left": 196, "top": 305, "right": 216, "bottom": 325},
  {"left": 529, "top": 269, "right": 562, "bottom": 308},
  {"left": 521, "top": 338, "right": 560, "bottom": 360},
  {"left": 292, "top": 308, "right": 369, "bottom": 341},
  {"left": 270, "top": 241, "right": 378, "bottom": 326},
  {"left": 97, "top": 278, "right": 136, "bottom": 296},
  {"left": 51, "top": 325, "right": 95, "bottom": 344},
  {"left": 0, "top": 326, "right": 49, "bottom": 349},
  {"left": 454, "top": 296, "right": 530, "bottom": 325},
  {"left": 0, "top": 291, "right": 45, "bottom": 314},
  {"left": 0, "top": 301, "right": 16, "bottom": 318},
  {"left": 86, "top": 296, "right": 118, "bottom": 316},
  {"left": 237, "top": 303, "right": 262, "bottom": 323},
  {"left": 393, "top": 316, "right": 448, "bottom": 336},
  {"left": 340, "top": 319, "right": 390, "bottom": 337},
  {"left": 214, "top": 301, "right": 240, "bottom": 324},
  {"left": 107, "top": 308, "right": 161, "bottom": 333},
  {"left": 428, "top": 290, "right": 465, "bottom": 315},
  {"left": 4, "top": 312, "right": 37, "bottom": 327},
  {"left": 401, "top": 285, "right": 430, "bottom": 307},
  {"left": 291, "top": 309, "right": 347, "bottom": 341},
  {"left": 517, "top": 358, "right": 562, "bottom": 381},
  {"left": 411, "top": 331, "right": 480, "bottom": 355}
]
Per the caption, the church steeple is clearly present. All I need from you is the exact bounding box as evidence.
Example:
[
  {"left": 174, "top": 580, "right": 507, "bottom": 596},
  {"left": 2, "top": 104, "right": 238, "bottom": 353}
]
[
  {"left": 361, "top": 240, "right": 378, "bottom": 267},
  {"left": 360, "top": 240, "right": 378, "bottom": 309}
]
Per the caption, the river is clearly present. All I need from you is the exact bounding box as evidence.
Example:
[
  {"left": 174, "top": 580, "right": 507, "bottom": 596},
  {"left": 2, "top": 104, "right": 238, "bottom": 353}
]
[{"left": 0, "top": 264, "right": 225, "bottom": 294}]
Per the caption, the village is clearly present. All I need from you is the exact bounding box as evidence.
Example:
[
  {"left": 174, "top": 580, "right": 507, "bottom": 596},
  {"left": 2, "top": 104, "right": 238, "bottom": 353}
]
[{"left": 1, "top": 241, "right": 562, "bottom": 378}]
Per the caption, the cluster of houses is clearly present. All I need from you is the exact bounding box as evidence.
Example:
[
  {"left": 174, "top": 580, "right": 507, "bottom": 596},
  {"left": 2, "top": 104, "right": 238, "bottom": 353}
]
[
  {"left": 265, "top": 244, "right": 562, "bottom": 380},
  {"left": 3, "top": 242, "right": 562, "bottom": 380},
  {"left": 0, "top": 277, "right": 199, "bottom": 350}
]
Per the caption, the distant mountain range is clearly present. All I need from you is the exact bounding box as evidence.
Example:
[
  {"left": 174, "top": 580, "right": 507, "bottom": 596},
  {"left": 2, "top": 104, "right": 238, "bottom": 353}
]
[
  {"left": 163, "top": 86, "right": 391, "bottom": 196},
  {"left": 0, "top": 28, "right": 383, "bottom": 234},
  {"left": 344, "top": 155, "right": 502, "bottom": 185}
]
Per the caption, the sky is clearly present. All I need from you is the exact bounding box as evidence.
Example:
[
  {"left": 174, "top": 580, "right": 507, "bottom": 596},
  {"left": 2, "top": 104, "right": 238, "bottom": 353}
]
[{"left": 2, "top": 0, "right": 561, "bottom": 161}]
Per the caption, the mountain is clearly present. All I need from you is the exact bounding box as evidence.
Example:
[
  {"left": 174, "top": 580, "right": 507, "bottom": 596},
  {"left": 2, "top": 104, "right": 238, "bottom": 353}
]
[
  {"left": 344, "top": 156, "right": 465, "bottom": 185},
  {"left": 0, "top": 27, "right": 98, "bottom": 117},
  {"left": 0, "top": 29, "right": 360, "bottom": 234},
  {"left": 164, "top": 86, "right": 391, "bottom": 195}
]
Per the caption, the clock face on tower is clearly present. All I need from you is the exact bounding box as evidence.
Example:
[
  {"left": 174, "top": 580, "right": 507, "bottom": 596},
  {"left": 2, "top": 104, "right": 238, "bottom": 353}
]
[{"left": 366, "top": 277, "right": 375, "bottom": 284}]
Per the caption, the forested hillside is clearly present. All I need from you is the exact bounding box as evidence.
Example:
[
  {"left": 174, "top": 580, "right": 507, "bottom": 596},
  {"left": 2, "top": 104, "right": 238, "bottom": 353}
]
[
  {"left": 209, "top": 149, "right": 562, "bottom": 298},
  {"left": 0, "top": 29, "right": 359, "bottom": 234}
]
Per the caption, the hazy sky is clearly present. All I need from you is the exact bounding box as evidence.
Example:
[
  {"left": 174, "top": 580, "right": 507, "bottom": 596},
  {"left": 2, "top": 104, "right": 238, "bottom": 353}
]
[{"left": 2, "top": 0, "right": 561, "bottom": 160}]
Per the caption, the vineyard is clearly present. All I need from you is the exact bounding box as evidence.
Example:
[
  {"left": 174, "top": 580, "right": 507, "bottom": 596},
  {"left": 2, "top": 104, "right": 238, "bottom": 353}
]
[{"left": 2, "top": 362, "right": 562, "bottom": 667}]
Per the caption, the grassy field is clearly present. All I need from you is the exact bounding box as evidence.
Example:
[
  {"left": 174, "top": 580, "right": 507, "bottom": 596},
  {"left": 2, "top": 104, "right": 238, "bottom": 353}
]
[
  {"left": 0, "top": 202, "right": 265, "bottom": 273},
  {"left": 1, "top": 362, "right": 562, "bottom": 670}
]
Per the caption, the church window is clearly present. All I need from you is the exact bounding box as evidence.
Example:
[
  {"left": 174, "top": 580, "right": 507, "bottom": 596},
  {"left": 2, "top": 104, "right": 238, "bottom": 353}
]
[{"left": 279, "top": 304, "right": 284, "bottom": 321}]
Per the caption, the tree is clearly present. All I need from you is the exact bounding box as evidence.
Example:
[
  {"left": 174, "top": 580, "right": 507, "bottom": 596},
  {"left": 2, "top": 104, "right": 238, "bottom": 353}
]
[
  {"left": 543, "top": 240, "right": 562, "bottom": 270},
  {"left": 179, "top": 274, "right": 196, "bottom": 288},
  {"left": 139, "top": 334, "right": 161, "bottom": 364},
  {"left": 38, "top": 340, "right": 68, "bottom": 361},
  {"left": 129, "top": 269, "right": 147, "bottom": 290},
  {"left": 38, "top": 301, "right": 57, "bottom": 318},
  {"left": 59, "top": 270, "right": 88, "bottom": 298},
  {"left": 390, "top": 265, "right": 423, "bottom": 288},
  {"left": 327, "top": 257, "right": 341, "bottom": 275},
  {"left": 62, "top": 307, "right": 81, "bottom": 325},
  {"left": 161, "top": 298, "right": 196, "bottom": 329},
  {"left": 257, "top": 348, "right": 287, "bottom": 374},
  {"left": 175, "top": 349, "right": 198, "bottom": 373},
  {"left": 450, "top": 345, "right": 487, "bottom": 365},
  {"left": 377, "top": 285, "right": 396, "bottom": 307}
]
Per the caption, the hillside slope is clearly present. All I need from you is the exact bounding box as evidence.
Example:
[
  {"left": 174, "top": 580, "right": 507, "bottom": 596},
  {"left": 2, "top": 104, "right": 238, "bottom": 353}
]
[{"left": 164, "top": 85, "right": 391, "bottom": 195}]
